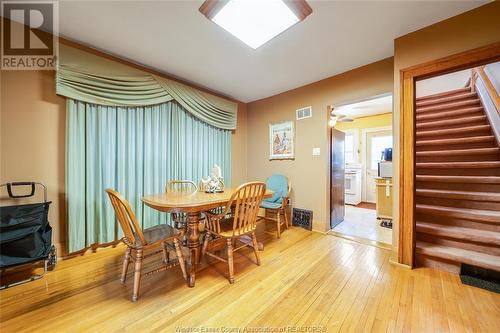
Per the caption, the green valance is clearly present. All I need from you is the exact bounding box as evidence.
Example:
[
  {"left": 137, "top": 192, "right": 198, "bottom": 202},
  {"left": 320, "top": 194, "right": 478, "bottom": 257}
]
[{"left": 56, "top": 45, "right": 237, "bottom": 130}]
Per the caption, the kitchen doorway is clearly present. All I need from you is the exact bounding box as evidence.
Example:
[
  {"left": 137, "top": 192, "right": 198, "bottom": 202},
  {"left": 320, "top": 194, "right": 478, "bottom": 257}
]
[{"left": 328, "top": 94, "right": 393, "bottom": 246}]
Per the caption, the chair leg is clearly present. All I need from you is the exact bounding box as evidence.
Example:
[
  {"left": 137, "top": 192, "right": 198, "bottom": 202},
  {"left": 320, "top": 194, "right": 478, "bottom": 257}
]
[
  {"left": 276, "top": 211, "right": 281, "bottom": 238},
  {"left": 132, "top": 249, "right": 143, "bottom": 302},
  {"left": 283, "top": 208, "right": 289, "bottom": 229},
  {"left": 121, "top": 247, "right": 131, "bottom": 283},
  {"left": 251, "top": 232, "right": 261, "bottom": 266},
  {"left": 173, "top": 238, "right": 187, "bottom": 280},
  {"left": 226, "top": 238, "right": 235, "bottom": 284},
  {"left": 202, "top": 232, "right": 210, "bottom": 257},
  {"left": 162, "top": 241, "right": 170, "bottom": 265}
]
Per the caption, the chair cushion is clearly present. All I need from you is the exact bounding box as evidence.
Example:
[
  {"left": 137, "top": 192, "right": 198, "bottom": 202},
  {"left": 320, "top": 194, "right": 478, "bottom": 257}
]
[
  {"left": 264, "top": 174, "right": 288, "bottom": 204},
  {"left": 260, "top": 200, "right": 282, "bottom": 209},
  {"left": 135, "top": 224, "right": 180, "bottom": 247}
]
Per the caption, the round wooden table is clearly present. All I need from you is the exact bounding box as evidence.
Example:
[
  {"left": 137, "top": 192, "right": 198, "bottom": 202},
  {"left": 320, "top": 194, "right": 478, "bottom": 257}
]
[{"left": 142, "top": 188, "right": 273, "bottom": 287}]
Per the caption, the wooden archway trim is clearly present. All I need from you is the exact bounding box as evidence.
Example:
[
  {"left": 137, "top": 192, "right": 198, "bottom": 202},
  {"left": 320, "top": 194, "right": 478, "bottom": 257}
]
[{"left": 398, "top": 42, "right": 500, "bottom": 267}]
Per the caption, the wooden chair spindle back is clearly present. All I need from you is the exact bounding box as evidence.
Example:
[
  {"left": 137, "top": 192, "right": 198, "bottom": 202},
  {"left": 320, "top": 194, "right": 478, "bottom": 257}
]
[
  {"left": 166, "top": 180, "right": 198, "bottom": 194},
  {"left": 105, "top": 189, "right": 146, "bottom": 246},
  {"left": 227, "top": 182, "right": 266, "bottom": 236}
]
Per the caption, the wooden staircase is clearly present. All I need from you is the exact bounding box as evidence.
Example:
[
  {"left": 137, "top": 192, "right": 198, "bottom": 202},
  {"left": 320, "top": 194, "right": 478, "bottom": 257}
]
[{"left": 415, "top": 86, "right": 500, "bottom": 273}]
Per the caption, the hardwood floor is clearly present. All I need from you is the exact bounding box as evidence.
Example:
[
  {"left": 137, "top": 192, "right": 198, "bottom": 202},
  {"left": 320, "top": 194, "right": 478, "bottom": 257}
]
[{"left": 1, "top": 226, "right": 499, "bottom": 332}]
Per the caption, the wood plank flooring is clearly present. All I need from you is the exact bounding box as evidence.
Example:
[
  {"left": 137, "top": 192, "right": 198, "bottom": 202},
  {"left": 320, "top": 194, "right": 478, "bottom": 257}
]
[{"left": 1, "top": 226, "right": 499, "bottom": 332}]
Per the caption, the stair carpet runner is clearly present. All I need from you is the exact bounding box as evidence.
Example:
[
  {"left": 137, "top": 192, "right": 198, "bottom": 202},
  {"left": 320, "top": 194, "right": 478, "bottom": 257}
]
[{"left": 414, "top": 86, "right": 500, "bottom": 273}]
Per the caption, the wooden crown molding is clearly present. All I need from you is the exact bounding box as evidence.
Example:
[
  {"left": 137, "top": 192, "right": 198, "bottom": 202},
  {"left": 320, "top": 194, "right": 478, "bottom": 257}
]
[{"left": 199, "top": 0, "right": 312, "bottom": 22}]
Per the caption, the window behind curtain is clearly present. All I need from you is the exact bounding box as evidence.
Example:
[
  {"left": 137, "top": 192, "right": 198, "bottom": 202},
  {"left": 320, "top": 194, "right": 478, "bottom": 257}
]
[{"left": 66, "top": 99, "right": 231, "bottom": 253}]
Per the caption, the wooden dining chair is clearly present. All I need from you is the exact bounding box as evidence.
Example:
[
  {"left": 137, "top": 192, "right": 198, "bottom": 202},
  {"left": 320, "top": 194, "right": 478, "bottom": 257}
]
[
  {"left": 202, "top": 182, "right": 266, "bottom": 283},
  {"left": 165, "top": 180, "right": 198, "bottom": 232},
  {"left": 105, "top": 189, "right": 186, "bottom": 302},
  {"left": 257, "top": 175, "right": 291, "bottom": 238}
]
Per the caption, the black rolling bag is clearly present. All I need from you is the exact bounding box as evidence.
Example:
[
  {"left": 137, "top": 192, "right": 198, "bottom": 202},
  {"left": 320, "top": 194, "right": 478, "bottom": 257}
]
[{"left": 0, "top": 182, "right": 56, "bottom": 289}]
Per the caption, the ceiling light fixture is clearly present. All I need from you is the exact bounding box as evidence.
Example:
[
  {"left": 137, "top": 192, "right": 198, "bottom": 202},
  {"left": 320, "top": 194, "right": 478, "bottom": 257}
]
[
  {"left": 199, "top": 0, "right": 312, "bottom": 49},
  {"left": 328, "top": 105, "right": 353, "bottom": 127}
]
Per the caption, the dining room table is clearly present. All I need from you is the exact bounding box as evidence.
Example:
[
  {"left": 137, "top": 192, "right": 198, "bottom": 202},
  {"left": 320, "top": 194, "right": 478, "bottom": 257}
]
[{"left": 142, "top": 187, "right": 273, "bottom": 287}]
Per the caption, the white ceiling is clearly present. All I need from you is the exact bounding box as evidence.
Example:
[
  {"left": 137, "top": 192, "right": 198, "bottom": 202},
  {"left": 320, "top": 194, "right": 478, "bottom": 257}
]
[
  {"left": 55, "top": 1, "right": 487, "bottom": 102},
  {"left": 335, "top": 95, "right": 392, "bottom": 119}
]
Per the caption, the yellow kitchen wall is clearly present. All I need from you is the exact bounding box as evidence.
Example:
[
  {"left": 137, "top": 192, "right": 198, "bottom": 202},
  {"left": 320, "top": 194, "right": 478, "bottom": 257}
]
[{"left": 335, "top": 113, "right": 392, "bottom": 162}]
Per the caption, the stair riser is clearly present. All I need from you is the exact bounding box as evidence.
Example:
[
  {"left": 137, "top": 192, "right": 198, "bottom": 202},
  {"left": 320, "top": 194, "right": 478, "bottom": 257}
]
[
  {"left": 416, "top": 110, "right": 484, "bottom": 122},
  {"left": 416, "top": 226, "right": 500, "bottom": 245},
  {"left": 416, "top": 168, "right": 500, "bottom": 176},
  {"left": 416, "top": 129, "right": 492, "bottom": 140},
  {"left": 416, "top": 214, "right": 500, "bottom": 231},
  {"left": 415, "top": 255, "right": 460, "bottom": 274},
  {"left": 416, "top": 196, "right": 500, "bottom": 211},
  {"left": 416, "top": 106, "right": 482, "bottom": 116},
  {"left": 416, "top": 88, "right": 471, "bottom": 102},
  {"left": 416, "top": 119, "right": 487, "bottom": 131},
  {"left": 416, "top": 93, "right": 478, "bottom": 108},
  {"left": 416, "top": 235, "right": 500, "bottom": 256},
  {"left": 416, "top": 100, "right": 481, "bottom": 114},
  {"left": 415, "top": 207, "right": 500, "bottom": 224},
  {"left": 416, "top": 181, "right": 500, "bottom": 193},
  {"left": 416, "top": 142, "right": 497, "bottom": 151},
  {"left": 416, "top": 154, "right": 500, "bottom": 163}
]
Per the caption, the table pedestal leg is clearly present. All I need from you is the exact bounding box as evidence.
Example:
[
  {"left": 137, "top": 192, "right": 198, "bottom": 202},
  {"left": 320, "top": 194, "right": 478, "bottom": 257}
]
[{"left": 186, "top": 211, "right": 201, "bottom": 287}]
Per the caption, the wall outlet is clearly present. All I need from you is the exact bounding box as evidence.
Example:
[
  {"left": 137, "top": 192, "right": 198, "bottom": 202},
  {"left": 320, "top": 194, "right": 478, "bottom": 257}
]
[{"left": 312, "top": 147, "right": 321, "bottom": 156}]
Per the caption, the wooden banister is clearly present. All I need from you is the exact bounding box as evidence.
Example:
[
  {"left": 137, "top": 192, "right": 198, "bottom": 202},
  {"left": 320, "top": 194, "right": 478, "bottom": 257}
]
[{"left": 472, "top": 66, "right": 500, "bottom": 113}]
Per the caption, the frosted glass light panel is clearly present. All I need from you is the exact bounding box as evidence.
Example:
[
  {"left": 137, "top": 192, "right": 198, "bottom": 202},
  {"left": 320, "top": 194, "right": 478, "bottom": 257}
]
[{"left": 212, "top": 0, "right": 300, "bottom": 49}]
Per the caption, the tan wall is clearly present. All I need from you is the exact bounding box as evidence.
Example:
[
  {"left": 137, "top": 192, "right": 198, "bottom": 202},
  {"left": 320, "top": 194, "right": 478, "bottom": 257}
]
[
  {"left": 0, "top": 61, "right": 247, "bottom": 256},
  {"left": 1, "top": 70, "right": 67, "bottom": 254},
  {"left": 391, "top": 2, "right": 500, "bottom": 254},
  {"left": 247, "top": 58, "right": 394, "bottom": 232}
]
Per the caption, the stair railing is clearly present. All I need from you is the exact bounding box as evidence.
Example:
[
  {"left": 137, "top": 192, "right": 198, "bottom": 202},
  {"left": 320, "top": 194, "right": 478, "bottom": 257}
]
[{"left": 472, "top": 66, "right": 500, "bottom": 145}]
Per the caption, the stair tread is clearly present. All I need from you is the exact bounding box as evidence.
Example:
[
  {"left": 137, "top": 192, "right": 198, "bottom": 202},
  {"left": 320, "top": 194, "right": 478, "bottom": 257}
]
[
  {"left": 416, "top": 204, "right": 500, "bottom": 223},
  {"left": 416, "top": 99, "right": 481, "bottom": 113},
  {"left": 416, "top": 222, "right": 500, "bottom": 243},
  {"left": 416, "top": 175, "right": 500, "bottom": 183},
  {"left": 415, "top": 147, "right": 500, "bottom": 156},
  {"left": 416, "top": 124, "right": 491, "bottom": 137},
  {"left": 416, "top": 107, "right": 484, "bottom": 122},
  {"left": 416, "top": 161, "right": 500, "bottom": 168},
  {"left": 416, "top": 87, "right": 471, "bottom": 101},
  {"left": 416, "top": 92, "right": 478, "bottom": 107},
  {"left": 416, "top": 241, "right": 500, "bottom": 271},
  {"left": 416, "top": 135, "right": 496, "bottom": 147},
  {"left": 416, "top": 115, "right": 487, "bottom": 129},
  {"left": 416, "top": 189, "right": 500, "bottom": 202}
]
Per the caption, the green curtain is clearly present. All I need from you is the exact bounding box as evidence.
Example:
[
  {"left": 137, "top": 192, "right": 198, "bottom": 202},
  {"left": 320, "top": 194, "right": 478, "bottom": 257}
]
[
  {"left": 57, "top": 66, "right": 173, "bottom": 106},
  {"left": 56, "top": 44, "right": 238, "bottom": 130},
  {"left": 66, "top": 99, "right": 231, "bottom": 253}
]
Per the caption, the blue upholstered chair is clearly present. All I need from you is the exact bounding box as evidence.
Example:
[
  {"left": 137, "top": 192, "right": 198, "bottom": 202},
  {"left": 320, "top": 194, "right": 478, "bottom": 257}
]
[{"left": 258, "top": 174, "right": 291, "bottom": 238}]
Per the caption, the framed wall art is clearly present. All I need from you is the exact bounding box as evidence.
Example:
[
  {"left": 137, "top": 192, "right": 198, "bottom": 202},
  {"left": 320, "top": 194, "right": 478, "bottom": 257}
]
[{"left": 269, "top": 120, "right": 294, "bottom": 160}]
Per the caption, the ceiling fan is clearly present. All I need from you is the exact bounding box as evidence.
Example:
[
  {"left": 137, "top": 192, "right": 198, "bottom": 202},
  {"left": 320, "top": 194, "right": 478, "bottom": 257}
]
[{"left": 327, "top": 105, "right": 353, "bottom": 127}]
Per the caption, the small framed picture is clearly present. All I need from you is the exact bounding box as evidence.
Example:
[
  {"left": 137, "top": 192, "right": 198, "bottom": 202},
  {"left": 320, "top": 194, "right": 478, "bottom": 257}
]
[{"left": 269, "top": 120, "right": 294, "bottom": 160}]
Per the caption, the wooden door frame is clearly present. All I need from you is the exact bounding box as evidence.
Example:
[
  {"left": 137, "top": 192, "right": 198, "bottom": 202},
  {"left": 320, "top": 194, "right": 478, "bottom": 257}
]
[{"left": 398, "top": 42, "right": 500, "bottom": 267}]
